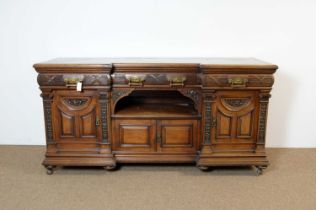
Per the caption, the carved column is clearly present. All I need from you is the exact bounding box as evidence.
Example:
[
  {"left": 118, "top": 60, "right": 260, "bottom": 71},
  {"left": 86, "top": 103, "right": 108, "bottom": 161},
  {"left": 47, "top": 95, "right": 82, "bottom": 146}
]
[
  {"left": 203, "top": 93, "right": 216, "bottom": 146},
  {"left": 257, "top": 93, "right": 271, "bottom": 145},
  {"left": 99, "top": 92, "right": 109, "bottom": 144},
  {"left": 41, "top": 92, "right": 54, "bottom": 144}
]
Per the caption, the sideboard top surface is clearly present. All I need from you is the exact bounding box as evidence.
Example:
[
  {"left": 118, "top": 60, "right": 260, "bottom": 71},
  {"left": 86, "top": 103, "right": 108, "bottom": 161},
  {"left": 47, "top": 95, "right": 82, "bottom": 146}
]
[{"left": 34, "top": 57, "right": 278, "bottom": 74}]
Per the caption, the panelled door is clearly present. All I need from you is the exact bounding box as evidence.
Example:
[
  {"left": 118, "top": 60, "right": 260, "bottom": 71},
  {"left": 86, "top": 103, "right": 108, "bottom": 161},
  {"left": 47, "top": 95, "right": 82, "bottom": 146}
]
[
  {"left": 113, "top": 119, "right": 156, "bottom": 152},
  {"left": 157, "top": 120, "right": 198, "bottom": 152},
  {"left": 212, "top": 91, "right": 259, "bottom": 147},
  {"left": 52, "top": 90, "right": 102, "bottom": 144}
]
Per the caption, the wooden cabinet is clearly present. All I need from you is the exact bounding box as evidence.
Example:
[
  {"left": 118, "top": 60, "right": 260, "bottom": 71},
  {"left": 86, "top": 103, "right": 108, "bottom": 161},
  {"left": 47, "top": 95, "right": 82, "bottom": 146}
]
[{"left": 34, "top": 58, "right": 277, "bottom": 175}]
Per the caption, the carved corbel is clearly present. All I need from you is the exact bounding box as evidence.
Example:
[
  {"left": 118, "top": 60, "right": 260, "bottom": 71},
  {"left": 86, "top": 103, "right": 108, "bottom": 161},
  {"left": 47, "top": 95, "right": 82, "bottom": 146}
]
[{"left": 178, "top": 89, "right": 201, "bottom": 111}]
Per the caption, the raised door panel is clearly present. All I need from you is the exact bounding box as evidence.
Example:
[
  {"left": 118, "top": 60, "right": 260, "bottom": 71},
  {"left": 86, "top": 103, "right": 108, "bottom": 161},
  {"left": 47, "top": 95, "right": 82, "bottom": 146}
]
[
  {"left": 113, "top": 119, "right": 156, "bottom": 152},
  {"left": 52, "top": 90, "right": 101, "bottom": 143},
  {"left": 212, "top": 91, "right": 259, "bottom": 148},
  {"left": 158, "top": 120, "right": 198, "bottom": 152}
]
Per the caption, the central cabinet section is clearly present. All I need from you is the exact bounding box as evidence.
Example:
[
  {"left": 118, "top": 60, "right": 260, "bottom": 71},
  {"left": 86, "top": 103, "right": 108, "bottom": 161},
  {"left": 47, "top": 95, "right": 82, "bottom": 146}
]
[{"left": 111, "top": 90, "right": 201, "bottom": 157}]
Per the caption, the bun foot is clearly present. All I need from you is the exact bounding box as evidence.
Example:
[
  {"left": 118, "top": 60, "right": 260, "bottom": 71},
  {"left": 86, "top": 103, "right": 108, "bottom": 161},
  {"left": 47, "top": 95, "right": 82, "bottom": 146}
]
[
  {"left": 46, "top": 166, "right": 55, "bottom": 175},
  {"left": 254, "top": 166, "right": 266, "bottom": 176},
  {"left": 104, "top": 165, "right": 116, "bottom": 171},
  {"left": 197, "top": 165, "right": 209, "bottom": 171}
]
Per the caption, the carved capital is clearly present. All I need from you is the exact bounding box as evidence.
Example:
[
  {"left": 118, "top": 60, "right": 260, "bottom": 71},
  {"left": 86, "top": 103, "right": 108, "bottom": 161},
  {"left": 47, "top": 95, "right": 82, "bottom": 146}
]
[{"left": 259, "top": 93, "right": 271, "bottom": 102}]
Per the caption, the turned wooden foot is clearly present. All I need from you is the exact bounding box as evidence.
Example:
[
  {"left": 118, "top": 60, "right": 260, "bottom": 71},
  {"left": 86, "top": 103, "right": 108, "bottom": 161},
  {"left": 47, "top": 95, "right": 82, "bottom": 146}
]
[
  {"left": 254, "top": 166, "right": 267, "bottom": 176},
  {"left": 46, "top": 166, "right": 55, "bottom": 175},
  {"left": 197, "top": 165, "right": 209, "bottom": 171},
  {"left": 104, "top": 165, "right": 116, "bottom": 171}
]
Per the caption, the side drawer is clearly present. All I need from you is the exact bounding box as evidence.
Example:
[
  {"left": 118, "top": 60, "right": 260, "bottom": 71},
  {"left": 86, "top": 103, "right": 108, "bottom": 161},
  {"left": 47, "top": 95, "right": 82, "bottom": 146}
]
[
  {"left": 203, "top": 74, "right": 274, "bottom": 88},
  {"left": 37, "top": 74, "right": 111, "bottom": 87}
]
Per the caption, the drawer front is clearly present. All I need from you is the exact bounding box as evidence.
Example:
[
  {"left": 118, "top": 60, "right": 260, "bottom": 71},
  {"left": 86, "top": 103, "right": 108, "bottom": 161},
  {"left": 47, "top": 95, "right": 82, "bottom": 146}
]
[
  {"left": 203, "top": 74, "right": 274, "bottom": 88},
  {"left": 112, "top": 73, "right": 200, "bottom": 87},
  {"left": 37, "top": 74, "right": 111, "bottom": 86},
  {"left": 157, "top": 120, "right": 198, "bottom": 153},
  {"left": 113, "top": 119, "right": 156, "bottom": 152}
]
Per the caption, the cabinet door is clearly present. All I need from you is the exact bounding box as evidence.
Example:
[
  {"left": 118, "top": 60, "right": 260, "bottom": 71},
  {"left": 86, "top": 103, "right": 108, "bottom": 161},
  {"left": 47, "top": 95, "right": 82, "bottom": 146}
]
[
  {"left": 212, "top": 91, "right": 259, "bottom": 147},
  {"left": 113, "top": 119, "right": 156, "bottom": 152},
  {"left": 157, "top": 120, "right": 198, "bottom": 152},
  {"left": 52, "top": 90, "right": 102, "bottom": 144}
]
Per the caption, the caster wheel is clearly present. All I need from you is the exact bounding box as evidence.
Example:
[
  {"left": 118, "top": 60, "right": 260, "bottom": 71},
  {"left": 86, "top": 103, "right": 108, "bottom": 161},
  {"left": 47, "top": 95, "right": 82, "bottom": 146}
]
[
  {"left": 197, "top": 165, "right": 209, "bottom": 171},
  {"left": 254, "top": 166, "right": 263, "bottom": 176},
  {"left": 104, "top": 165, "right": 116, "bottom": 171},
  {"left": 46, "top": 166, "right": 54, "bottom": 175}
]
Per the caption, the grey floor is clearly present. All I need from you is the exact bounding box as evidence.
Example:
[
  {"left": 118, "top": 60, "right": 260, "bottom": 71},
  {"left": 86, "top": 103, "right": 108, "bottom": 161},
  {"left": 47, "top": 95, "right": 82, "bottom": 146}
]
[{"left": 1, "top": 146, "right": 316, "bottom": 210}]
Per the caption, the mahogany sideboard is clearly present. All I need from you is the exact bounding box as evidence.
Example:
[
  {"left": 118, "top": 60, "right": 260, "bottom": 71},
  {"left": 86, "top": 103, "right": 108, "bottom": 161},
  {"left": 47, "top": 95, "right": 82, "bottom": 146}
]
[{"left": 34, "top": 58, "right": 278, "bottom": 175}]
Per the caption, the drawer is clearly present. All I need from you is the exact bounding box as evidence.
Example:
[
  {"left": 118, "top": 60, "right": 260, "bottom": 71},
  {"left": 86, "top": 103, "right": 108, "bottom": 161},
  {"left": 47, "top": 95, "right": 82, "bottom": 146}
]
[
  {"left": 203, "top": 74, "right": 274, "bottom": 88},
  {"left": 37, "top": 74, "right": 111, "bottom": 87},
  {"left": 112, "top": 73, "right": 200, "bottom": 87}
]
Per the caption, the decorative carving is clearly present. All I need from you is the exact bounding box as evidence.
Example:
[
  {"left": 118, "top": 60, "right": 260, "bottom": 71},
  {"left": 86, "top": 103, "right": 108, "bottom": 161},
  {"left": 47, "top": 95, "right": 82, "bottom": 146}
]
[
  {"left": 204, "top": 102, "right": 211, "bottom": 144},
  {"left": 64, "top": 98, "right": 88, "bottom": 106},
  {"left": 178, "top": 89, "right": 200, "bottom": 111},
  {"left": 257, "top": 94, "right": 270, "bottom": 144},
  {"left": 223, "top": 98, "right": 250, "bottom": 107},
  {"left": 99, "top": 93, "right": 109, "bottom": 143},
  {"left": 41, "top": 93, "right": 54, "bottom": 144},
  {"left": 111, "top": 89, "right": 134, "bottom": 105},
  {"left": 146, "top": 74, "right": 167, "bottom": 84}
]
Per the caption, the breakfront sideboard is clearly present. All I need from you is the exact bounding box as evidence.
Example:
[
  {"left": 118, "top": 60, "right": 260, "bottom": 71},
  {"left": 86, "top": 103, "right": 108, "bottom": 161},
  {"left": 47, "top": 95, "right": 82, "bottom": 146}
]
[{"left": 34, "top": 58, "right": 277, "bottom": 175}]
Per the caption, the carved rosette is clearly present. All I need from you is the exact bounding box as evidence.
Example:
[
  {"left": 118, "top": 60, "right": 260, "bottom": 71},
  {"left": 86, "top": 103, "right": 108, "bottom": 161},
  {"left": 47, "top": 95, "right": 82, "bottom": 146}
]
[
  {"left": 257, "top": 94, "right": 271, "bottom": 144},
  {"left": 99, "top": 92, "right": 109, "bottom": 144},
  {"left": 223, "top": 98, "right": 250, "bottom": 107},
  {"left": 64, "top": 98, "right": 88, "bottom": 106},
  {"left": 41, "top": 93, "right": 54, "bottom": 144}
]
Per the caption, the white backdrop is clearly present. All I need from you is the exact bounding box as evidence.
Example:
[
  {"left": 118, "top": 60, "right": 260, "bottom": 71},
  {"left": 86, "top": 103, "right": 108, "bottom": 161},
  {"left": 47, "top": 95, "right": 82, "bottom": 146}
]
[{"left": 0, "top": 0, "right": 315, "bottom": 147}]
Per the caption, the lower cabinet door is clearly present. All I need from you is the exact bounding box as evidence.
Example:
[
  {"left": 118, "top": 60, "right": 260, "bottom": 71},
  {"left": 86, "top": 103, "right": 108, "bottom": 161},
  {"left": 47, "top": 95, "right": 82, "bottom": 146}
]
[
  {"left": 211, "top": 91, "right": 259, "bottom": 150},
  {"left": 157, "top": 120, "right": 198, "bottom": 152},
  {"left": 113, "top": 119, "right": 156, "bottom": 152},
  {"left": 51, "top": 90, "right": 102, "bottom": 152}
]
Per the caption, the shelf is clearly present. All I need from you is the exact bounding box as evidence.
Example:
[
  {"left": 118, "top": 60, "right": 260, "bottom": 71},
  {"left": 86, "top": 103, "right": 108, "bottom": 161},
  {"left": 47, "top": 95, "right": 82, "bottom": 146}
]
[{"left": 112, "top": 103, "right": 199, "bottom": 118}]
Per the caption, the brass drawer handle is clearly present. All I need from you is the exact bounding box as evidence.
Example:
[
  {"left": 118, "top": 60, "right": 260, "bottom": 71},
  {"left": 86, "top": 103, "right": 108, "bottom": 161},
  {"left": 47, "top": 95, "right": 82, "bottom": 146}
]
[
  {"left": 128, "top": 76, "right": 145, "bottom": 86},
  {"left": 168, "top": 76, "right": 186, "bottom": 87},
  {"left": 228, "top": 77, "right": 248, "bottom": 87},
  {"left": 64, "top": 78, "right": 83, "bottom": 87}
]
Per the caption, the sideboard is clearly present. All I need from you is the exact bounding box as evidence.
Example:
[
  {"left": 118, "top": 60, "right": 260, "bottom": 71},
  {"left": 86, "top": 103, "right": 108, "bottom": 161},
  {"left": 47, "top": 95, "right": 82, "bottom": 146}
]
[{"left": 34, "top": 58, "right": 278, "bottom": 175}]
